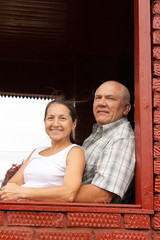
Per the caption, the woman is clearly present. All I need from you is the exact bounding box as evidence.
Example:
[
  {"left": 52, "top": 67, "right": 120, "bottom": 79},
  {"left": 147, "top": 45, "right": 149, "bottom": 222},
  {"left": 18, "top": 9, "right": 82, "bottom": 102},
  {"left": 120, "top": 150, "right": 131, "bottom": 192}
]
[{"left": 0, "top": 99, "right": 85, "bottom": 202}]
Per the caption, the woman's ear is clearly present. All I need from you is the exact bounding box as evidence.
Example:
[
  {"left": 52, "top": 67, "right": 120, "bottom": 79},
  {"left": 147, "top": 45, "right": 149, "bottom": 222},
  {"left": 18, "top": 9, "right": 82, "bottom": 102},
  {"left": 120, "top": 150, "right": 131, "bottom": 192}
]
[
  {"left": 123, "top": 103, "right": 131, "bottom": 116},
  {"left": 72, "top": 119, "right": 77, "bottom": 131}
]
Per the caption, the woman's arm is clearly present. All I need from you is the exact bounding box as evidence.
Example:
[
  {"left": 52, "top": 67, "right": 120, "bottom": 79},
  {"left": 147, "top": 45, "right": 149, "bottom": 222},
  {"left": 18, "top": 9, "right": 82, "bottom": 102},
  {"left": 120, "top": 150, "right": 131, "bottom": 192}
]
[
  {"left": 0, "top": 146, "right": 85, "bottom": 202},
  {"left": 8, "top": 150, "right": 35, "bottom": 186}
]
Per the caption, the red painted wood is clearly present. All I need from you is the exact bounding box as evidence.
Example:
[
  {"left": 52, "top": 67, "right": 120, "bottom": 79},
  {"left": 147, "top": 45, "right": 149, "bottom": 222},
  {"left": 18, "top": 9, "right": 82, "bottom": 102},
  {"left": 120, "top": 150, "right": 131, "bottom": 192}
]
[
  {"left": 155, "top": 176, "right": 160, "bottom": 193},
  {"left": 154, "top": 142, "right": 160, "bottom": 158},
  {"left": 152, "top": 1, "right": 160, "bottom": 15},
  {"left": 153, "top": 213, "right": 160, "bottom": 230},
  {"left": 154, "top": 109, "right": 160, "bottom": 124},
  {"left": 67, "top": 213, "right": 121, "bottom": 228},
  {"left": 154, "top": 92, "right": 160, "bottom": 108},
  {"left": 0, "top": 202, "right": 154, "bottom": 214},
  {"left": 124, "top": 214, "right": 150, "bottom": 229},
  {"left": 156, "top": 233, "right": 160, "bottom": 240},
  {"left": 153, "top": 16, "right": 160, "bottom": 29},
  {"left": 153, "top": 60, "right": 160, "bottom": 76},
  {"left": 7, "top": 211, "right": 64, "bottom": 227},
  {"left": 154, "top": 195, "right": 160, "bottom": 211},
  {"left": 153, "top": 30, "right": 160, "bottom": 44},
  {"left": 134, "top": 0, "right": 153, "bottom": 209},
  {"left": 154, "top": 125, "right": 160, "bottom": 141},
  {"left": 154, "top": 160, "right": 160, "bottom": 174},
  {"left": 95, "top": 232, "right": 113, "bottom": 240},
  {"left": 36, "top": 231, "right": 91, "bottom": 240},
  {"left": 153, "top": 78, "right": 160, "bottom": 90},
  {"left": 113, "top": 231, "right": 150, "bottom": 240},
  {"left": 0, "top": 229, "right": 33, "bottom": 239},
  {"left": 95, "top": 231, "right": 151, "bottom": 240},
  {"left": 0, "top": 210, "right": 154, "bottom": 239},
  {"left": 153, "top": 47, "right": 160, "bottom": 59},
  {"left": 0, "top": 211, "right": 4, "bottom": 226}
]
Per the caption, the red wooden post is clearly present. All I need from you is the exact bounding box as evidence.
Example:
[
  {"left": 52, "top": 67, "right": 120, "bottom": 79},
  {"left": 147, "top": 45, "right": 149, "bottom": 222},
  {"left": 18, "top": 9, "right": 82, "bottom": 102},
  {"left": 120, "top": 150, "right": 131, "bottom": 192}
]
[{"left": 134, "top": 0, "right": 153, "bottom": 209}]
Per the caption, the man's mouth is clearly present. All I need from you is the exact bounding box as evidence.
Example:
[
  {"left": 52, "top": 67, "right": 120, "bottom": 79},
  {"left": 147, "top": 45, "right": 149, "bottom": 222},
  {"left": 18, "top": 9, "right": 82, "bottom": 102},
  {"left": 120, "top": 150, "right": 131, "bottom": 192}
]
[{"left": 97, "top": 110, "right": 109, "bottom": 114}]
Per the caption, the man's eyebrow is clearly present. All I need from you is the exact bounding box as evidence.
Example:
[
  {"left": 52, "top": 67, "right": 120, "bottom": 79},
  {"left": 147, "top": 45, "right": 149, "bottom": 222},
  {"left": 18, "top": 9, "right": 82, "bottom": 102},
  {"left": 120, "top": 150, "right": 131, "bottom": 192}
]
[
  {"left": 95, "top": 94, "right": 102, "bottom": 97},
  {"left": 106, "top": 94, "right": 115, "bottom": 97}
]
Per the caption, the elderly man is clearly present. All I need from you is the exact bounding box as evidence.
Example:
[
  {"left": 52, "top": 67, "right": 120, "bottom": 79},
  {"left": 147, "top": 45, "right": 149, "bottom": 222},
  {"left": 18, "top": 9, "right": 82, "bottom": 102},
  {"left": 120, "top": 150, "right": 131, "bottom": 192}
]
[{"left": 75, "top": 81, "right": 135, "bottom": 203}]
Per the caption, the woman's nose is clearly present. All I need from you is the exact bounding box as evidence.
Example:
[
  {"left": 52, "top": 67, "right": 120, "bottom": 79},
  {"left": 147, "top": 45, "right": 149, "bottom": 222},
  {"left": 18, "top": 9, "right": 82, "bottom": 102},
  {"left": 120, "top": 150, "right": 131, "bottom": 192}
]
[{"left": 52, "top": 118, "right": 59, "bottom": 126}]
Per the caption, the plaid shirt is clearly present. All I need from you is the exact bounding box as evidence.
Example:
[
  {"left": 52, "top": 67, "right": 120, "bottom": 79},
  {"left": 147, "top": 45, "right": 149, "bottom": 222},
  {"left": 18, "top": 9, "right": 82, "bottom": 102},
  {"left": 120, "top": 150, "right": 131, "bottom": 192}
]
[{"left": 82, "top": 117, "right": 135, "bottom": 200}]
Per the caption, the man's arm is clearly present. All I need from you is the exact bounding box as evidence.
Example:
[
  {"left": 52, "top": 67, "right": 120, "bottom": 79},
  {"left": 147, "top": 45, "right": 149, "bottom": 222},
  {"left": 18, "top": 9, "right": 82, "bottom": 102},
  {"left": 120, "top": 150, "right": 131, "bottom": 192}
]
[{"left": 74, "top": 184, "right": 115, "bottom": 203}]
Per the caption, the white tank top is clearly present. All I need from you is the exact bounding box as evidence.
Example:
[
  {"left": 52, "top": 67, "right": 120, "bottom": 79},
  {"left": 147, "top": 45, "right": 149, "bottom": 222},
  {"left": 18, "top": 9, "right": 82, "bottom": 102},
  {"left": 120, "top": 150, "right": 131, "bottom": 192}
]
[{"left": 21, "top": 144, "right": 79, "bottom": 188}]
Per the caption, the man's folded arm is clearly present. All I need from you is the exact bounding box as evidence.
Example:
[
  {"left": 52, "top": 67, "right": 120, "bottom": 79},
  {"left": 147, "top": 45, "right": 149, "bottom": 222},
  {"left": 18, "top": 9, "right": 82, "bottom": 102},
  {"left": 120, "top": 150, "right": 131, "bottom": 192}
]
[{"left": 74, "top": 184, "right": 115, "bottom": 203}]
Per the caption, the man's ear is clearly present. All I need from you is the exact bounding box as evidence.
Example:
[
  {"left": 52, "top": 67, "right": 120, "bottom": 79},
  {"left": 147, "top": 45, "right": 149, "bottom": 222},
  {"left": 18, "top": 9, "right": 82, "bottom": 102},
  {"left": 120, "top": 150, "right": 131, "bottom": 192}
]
[{"left": 123, "top": 103, "right": 131, "bottom": 116}]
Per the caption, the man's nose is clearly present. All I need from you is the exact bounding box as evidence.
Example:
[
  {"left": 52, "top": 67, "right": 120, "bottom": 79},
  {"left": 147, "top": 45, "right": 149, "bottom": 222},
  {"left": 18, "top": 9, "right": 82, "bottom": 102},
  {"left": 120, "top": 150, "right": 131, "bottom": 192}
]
[{"left": 99, "top": 98, "right": 107, "bottom": 106}]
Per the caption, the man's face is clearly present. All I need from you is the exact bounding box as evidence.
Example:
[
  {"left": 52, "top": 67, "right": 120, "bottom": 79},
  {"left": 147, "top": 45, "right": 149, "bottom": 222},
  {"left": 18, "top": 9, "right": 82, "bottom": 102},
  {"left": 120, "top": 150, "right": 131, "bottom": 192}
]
[{"left": 93, "top": 82, "right": 130, "bottom": 125}]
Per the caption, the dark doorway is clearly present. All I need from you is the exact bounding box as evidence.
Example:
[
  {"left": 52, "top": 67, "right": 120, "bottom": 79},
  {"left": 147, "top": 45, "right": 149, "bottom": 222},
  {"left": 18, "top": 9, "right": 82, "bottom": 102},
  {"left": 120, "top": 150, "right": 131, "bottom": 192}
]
[{"left": 0, "top": 0, "right": 134, "bottom": 144}]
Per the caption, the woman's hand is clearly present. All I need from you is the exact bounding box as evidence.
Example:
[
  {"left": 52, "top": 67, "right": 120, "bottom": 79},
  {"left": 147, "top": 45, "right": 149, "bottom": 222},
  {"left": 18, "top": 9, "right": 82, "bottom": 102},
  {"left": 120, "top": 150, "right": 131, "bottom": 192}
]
[{"left": 0, "top": 183, "right": 22, "bottom": 201}]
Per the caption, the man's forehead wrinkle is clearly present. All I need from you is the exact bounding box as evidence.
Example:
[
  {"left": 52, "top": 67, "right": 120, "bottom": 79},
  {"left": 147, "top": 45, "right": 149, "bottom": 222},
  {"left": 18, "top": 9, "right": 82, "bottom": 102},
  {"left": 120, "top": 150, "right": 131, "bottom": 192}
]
[{"left": 95, "top": 92, "right": 121, "bottom": 98}]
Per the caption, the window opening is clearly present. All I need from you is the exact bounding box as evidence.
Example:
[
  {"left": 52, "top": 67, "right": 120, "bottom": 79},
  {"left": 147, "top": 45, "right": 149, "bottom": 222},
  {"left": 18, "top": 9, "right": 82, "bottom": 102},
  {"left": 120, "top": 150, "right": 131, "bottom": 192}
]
[{"left": 0, "top": 93, "right": 53, "bottom": 186}]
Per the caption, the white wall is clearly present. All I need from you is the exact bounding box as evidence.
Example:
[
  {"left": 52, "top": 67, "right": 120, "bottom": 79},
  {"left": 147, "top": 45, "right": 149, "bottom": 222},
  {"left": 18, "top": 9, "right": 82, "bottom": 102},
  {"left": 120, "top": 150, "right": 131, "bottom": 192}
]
[{"left": 0, "top": 96, "right": 52, "bottom": 183}]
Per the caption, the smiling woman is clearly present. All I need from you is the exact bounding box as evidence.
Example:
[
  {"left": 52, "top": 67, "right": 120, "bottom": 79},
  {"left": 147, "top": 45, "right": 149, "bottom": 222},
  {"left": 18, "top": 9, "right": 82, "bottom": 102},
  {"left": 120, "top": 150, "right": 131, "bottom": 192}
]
[
  {"left": 0, "top": 95, "right": 52, "bottom": 184},
  {"left": 0, "top": 97, "right": 85, "bottom": 202}
]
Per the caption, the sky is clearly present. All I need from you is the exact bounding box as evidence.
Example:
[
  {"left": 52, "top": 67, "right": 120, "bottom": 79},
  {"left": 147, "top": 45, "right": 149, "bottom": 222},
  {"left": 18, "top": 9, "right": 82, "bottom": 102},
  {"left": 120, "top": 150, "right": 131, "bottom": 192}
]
[{"left": 0, "top": 96, "right": 52, "bottom": 183}]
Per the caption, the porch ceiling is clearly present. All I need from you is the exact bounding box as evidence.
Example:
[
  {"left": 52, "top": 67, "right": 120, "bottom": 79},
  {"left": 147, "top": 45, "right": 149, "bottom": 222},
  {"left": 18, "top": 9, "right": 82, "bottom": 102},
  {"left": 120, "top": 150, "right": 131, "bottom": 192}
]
[{"left": 0, "top": 0, "right": 73, "bottom": 63}]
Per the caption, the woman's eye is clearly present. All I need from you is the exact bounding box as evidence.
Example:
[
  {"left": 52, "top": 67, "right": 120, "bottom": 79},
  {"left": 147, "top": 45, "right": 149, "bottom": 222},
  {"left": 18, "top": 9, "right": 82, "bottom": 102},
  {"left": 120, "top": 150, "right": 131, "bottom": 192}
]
[{"left": 47, "top": 117, "right": 53, "bottom": 120}]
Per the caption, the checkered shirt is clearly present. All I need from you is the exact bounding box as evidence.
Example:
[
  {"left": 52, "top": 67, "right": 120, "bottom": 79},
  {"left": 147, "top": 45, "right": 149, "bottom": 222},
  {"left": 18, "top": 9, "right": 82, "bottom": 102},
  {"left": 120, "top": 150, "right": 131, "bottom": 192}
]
[{"left": 82, "top": 117, "right": 135, "bottom": 200}]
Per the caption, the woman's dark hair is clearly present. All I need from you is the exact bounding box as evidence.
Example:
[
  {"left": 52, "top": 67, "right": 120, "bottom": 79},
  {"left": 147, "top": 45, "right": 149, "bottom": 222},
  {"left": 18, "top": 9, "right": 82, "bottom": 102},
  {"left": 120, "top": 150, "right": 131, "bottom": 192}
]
[{"left": 44, "top": 98, "right": 77, "bottom": 143}]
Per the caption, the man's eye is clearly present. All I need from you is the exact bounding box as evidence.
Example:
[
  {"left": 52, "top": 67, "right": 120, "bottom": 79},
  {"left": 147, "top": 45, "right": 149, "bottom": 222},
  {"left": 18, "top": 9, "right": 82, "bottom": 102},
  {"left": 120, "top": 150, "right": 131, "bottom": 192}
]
[
  {"left": 108, "top": 97, "right": 115, "bottom": 100},
  {"left": 95, "top": 96, "right": 101, "bottom": 100}
]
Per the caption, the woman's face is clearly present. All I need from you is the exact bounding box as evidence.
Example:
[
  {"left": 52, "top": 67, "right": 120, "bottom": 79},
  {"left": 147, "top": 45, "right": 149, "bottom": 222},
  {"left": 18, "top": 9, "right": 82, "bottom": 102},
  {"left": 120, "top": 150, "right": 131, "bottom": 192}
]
[{"left": 45, "top": 103, "right": 76, "bottom": 143}]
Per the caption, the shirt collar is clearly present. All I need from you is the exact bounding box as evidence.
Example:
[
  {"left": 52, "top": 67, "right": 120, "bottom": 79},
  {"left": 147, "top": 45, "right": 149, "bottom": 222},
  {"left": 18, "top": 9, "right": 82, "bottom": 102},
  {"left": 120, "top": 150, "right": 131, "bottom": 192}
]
[{"left": 92, "top": 117, "right": 128, "bottom": 134}]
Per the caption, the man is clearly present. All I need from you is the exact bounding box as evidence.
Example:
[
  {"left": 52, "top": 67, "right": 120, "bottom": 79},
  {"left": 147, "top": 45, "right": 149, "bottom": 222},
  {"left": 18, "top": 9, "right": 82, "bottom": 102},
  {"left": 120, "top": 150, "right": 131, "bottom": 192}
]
[{"left": 75, "top": 81, "right": 135, "bottom": 203}]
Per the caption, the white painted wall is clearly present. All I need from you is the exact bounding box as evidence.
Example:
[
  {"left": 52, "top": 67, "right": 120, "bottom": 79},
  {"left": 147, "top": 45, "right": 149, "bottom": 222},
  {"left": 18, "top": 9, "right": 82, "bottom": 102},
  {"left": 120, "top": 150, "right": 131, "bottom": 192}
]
[{"left": 0, "top": 96, "right": 51, "bottom": 184}]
